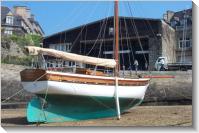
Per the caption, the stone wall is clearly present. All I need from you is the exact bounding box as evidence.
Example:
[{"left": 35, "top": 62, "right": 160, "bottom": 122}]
[
  {"left": 161, "top": 20, "right": 176, "bottom": 63},
  {"left": 119, "top": 70, "right": 192, "bottom": 105},
  {"left": 148, "top": 37, "right": 162, "bottom": 70},
  {"left": 148, "top": 20, "right": 176, "bottom": 70},
  {"left": 144, "top": 70, "right": 192, "bottom": 105}
]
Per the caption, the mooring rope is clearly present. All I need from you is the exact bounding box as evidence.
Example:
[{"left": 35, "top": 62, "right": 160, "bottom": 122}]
[
  {"left": 2, "top": 89, "right": 24, "bottom": 103},
  {"left": 36, "top": 85, "right": 49, "bottom": 126},
  {"left": 2, "top": 72, "right": 48, "bottom": 103}
]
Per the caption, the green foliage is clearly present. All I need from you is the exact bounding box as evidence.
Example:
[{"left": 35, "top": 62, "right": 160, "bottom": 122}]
[
  {"left": 2, "top": 34, "right": 42, "bottom": 48},
  {"left": 1, "top": 36, "right": 11, "bottom": 49},
  {"left": 1, "top": 55, "right": 33, "bottom": 66},
  {"left": 1, "top": 34, "right": 42, "bottom": 66},
  {"left": 30, "top": 34, "right": 43, "bottom": 47}
]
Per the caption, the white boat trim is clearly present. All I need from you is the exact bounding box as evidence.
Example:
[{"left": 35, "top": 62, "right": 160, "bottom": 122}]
[{"left": 22, "top": 81, "right": 149, "bottom": 99}]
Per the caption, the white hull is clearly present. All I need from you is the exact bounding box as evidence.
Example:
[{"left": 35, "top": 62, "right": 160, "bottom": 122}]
[{"left": 22, "top": 80, "right": 149, "bottom": 99}]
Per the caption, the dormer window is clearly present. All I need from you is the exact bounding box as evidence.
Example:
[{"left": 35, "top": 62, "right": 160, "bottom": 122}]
[
  {"left": 6, "top": 16, "right": 14, "bottom": 25},
  {"left": 170, "top": 21, "right": 177, "bottom": 27}
]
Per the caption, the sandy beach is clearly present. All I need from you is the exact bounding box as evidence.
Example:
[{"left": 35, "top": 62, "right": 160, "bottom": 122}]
[{"left": 1, "top": 105, "right": 192, "bottom": 127}]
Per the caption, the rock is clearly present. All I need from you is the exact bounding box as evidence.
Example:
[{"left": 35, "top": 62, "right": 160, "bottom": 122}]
[
  {"left": 1, "top": 64, "right": 34, "bottom": 102},
  {"left": 1, "top": 41, "right": 25, "bottom": 59}
]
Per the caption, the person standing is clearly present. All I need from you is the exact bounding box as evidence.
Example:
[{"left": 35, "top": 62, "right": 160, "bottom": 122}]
[
  {"left": 159, "top": 58, "right": 165, "bottom": 71},
  {"left": 134, "top": 59, "right": 139, "bottom": 75},
  {"left": 145, "top": 62, "right": 148, "bottom": 70}
]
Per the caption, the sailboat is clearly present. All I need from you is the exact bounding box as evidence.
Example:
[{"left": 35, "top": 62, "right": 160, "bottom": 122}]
[{"left": 20, "top": 1, "right": 150, "bottom": 122}]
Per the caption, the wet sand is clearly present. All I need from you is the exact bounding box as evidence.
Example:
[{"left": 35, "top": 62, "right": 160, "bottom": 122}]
[{"left": 1, "top": 105, "right": 192, "bottom": 127}]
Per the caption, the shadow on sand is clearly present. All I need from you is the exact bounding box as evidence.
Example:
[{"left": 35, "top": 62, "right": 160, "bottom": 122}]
[{"left": 1, "top": 117, "right": 29, "bottom": 126}]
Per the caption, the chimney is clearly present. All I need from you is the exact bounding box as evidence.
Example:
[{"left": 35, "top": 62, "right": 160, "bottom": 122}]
[
  {"left": 26, "top": 8, "right": 31, "bottom": 18},
  {"left": 14, "top": 6, "right": 31, "bottom": 18},
  {"left": 31, "top": 14, "right": 35, "bottom": 21},
  {"left": 163, "top": 10, "right": 175, "bottom": 23},
  {"left": 166, "top": 10, "right": 175, "bottom": 23}
]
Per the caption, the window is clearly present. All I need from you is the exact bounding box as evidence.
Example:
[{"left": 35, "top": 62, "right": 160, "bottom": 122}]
[
  {"left": 21, "top": 21, "right": 26, "bottom": 29},
  {"left": 178, "top": 38, "right": 192, "bottom": 49},
  {"left": 66, "top": 43, "right": 72, "bottom": 52},
  {"left": 55, "top": 45, "right": 58, "bottom": 50},
  {"left": 180, "top": 19, "right": 185, "bottom": 26},
  {"left": 6, "top": 16, "right": 14, "bottom": 25},
  {"left": 61, "top": 45, "right": 66, "bottom": 51},
  {"left": 4, "top": 29, "right": 13, "bottom": 35},
  {"left": 49, "top": 43, "right": 71, "bottom": 52},
  {"left": 171, "top": 21, "right": 177, "bottom": 27},
  {"left": 49, "top": 44, "right": 55, "bottom": 49},
  {"left": 109, "top": 27, "right": 114, "bottom": 36},
  {"left": 186, "top": 41, "right": 190, "bottom": 48}
]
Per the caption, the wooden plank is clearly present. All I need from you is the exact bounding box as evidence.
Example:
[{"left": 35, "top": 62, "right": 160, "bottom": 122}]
[
  {"left": 20, "top": 69, "right": 47, "bottom": 81},
  {"left": 48, "top": 74, "right": 148, "bottom": 86},
  {"left": 21, "top": 69, "right": 149, "bottom": 86}
]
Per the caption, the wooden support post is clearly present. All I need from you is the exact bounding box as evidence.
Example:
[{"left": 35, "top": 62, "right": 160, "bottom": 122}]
[{"left": 115, "top": 77, "right": 121, "bottom": 120}]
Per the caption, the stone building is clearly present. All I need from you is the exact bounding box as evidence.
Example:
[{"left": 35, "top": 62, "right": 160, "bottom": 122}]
[
  {"left": 43, "top": 16, "right": 176, "bottom": 71},
  {"left": 163, "top": 8, "right": 192, "bottom": 63},
  {"left": 1, "top": 6, "right": 44, "bottom": 36}
]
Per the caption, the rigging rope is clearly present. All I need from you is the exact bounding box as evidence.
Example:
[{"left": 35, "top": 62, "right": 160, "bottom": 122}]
[
  {"left": 127, "top": 2, "right": 148, "bottom": 65},
  {"left": 124, "top": 2, "right": 153, "bottom": 77},
  {"left": 92, "top": 6, "right": 111, "bottom": 74},
  {"left": 69, "top": 2, "right": 100, "bottom": 51},
  {"left": 122, "top": 16, "right": 132, "bottom": 69},
  {"left": 52, "top": 2, "right": 84, "bottom": 33},
  {"left": 86, "top": 4, "right": 113, "bottom": 56},
  {"left": 90, "top": 3, "right": 113, "bottom": 75},
  {"left": 119, "top": 18, "right": 125, "bottom": 77},
  {"left": 133, "top": 2, "right": 177, "bottom": 64},
  {"left": 83, "top": 26, "right": 88, "bottom": 55},
  {"left": 123, "top": 16, "right": 134, "bottom": 77}
]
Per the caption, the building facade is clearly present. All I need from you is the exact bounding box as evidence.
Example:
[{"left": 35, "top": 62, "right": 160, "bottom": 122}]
[
  {"left": 1, "top": 6, "right": 44, "bottom": 36},
  {"left": 163, "top": 8, "right": 192, "bottom": 63},
  {"left": 43, "top": 16, "right": 176, "bottom": 71}
]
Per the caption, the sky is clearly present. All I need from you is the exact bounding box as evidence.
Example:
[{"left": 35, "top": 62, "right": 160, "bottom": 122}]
[{"left": 2, "top": 1, "right": 192, "bottom": 36}]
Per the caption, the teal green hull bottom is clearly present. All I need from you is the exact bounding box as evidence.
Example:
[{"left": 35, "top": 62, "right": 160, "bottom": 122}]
[{"left": 27, "top": 95, "right": 143, "bottom": 123}]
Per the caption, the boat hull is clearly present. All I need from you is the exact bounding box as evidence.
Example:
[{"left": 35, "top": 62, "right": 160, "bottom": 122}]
[
  {"left": 22, "top": 81, "right": 148, "bottom": 98},
  {"left": 27, "top": 95, "right": 143, "bottom": 122},
  {"left": 22, "top": 81, "right": 148, "bottom": 122},
  {"left": 20, "top": 69, "right": 149, "bottom": 122}
]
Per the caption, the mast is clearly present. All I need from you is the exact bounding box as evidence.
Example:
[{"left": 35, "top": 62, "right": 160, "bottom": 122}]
[
  {"left": 114, "top": 0, "right": 119, "bottom": 77},
  {"left": 114, "top": 0, "right": 121, "bottom": 120}
]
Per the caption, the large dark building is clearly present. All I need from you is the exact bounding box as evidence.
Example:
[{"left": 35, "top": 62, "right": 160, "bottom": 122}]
[{"left": 43, "top": 16, "right": 176, "bottom": 71}]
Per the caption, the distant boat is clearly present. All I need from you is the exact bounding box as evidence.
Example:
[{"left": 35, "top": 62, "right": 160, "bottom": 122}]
[{"left": 20, "top": 1, "right": 150, "bottom": 122}]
